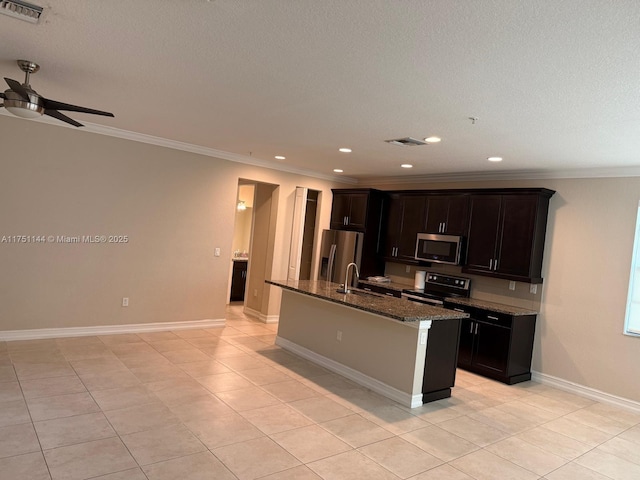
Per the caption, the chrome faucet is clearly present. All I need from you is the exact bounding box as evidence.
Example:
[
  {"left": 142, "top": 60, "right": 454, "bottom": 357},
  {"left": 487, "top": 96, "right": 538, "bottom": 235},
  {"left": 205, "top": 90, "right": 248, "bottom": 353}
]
[{"left": 337, "top": 262, "right": 359, "bottom": 294}]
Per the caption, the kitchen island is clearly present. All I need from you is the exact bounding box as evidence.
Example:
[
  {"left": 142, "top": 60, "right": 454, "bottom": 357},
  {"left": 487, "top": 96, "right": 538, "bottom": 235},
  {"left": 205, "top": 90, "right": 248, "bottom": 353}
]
[{"left": 267, "top": 280, "right": 468, "bottom": 407}]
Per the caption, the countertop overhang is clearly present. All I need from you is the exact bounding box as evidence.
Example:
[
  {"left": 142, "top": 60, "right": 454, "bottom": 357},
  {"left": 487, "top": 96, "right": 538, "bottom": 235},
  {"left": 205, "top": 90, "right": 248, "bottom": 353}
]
[{"left": 267, "top": 279, "right": 469, "bottom": 323}]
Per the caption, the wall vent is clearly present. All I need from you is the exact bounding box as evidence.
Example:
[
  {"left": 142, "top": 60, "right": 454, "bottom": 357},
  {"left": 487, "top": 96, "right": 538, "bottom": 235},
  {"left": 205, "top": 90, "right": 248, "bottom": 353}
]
[
  {"left": 0, "top": 0, "right": 43, "bottom": 24},
  {"left": 385, "top": 137, "right": 427, "bottom": 147}
]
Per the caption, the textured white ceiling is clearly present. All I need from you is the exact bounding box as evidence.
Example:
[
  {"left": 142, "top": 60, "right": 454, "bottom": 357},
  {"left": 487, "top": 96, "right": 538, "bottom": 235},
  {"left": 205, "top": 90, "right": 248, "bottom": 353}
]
[{"left": 1, "top": 0, "right": 639, "bottom": 181}]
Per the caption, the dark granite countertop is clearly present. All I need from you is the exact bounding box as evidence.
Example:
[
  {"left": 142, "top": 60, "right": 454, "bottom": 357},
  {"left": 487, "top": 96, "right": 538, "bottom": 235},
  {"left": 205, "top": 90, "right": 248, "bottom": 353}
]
[
  {"left": 358, "top": 279, "right": 410, "bottom": 292},
  {"left": 444, "top": 297, "right": 538, "bottom": 316},
  {"left": 267, "top": 279, "right": 469, "bottom": 323}
]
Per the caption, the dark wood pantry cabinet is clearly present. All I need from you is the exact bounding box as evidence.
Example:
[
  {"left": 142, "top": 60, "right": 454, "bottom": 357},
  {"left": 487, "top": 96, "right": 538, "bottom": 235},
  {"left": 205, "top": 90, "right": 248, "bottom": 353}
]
[
  {"left": 424, "top": 194, "right": 470, "bottom": 236},
  {"left": 230, "top": 260, "right": 248, "bottom": 301}
]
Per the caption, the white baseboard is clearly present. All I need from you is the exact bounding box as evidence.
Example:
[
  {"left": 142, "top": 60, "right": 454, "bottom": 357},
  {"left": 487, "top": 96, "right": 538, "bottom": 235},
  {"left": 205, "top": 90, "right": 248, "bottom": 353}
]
[
  {"left": 0, "top": 318, "right": 226, "bottom": 341},
  {"left": 532, "top": 371, "right": 640, "bottom": 414},
  {"left": 276, "top": 336, "right": 422, "bottom": 408},
  {"left": 243, "top": 307, "right": 279, "bottom": 324}
]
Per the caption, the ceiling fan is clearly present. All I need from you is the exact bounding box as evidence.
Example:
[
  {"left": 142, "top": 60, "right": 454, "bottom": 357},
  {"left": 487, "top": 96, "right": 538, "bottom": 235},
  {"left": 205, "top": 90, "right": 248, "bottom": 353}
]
[{"left": 0, "top": 60, "right": 114, "bottom": 127}]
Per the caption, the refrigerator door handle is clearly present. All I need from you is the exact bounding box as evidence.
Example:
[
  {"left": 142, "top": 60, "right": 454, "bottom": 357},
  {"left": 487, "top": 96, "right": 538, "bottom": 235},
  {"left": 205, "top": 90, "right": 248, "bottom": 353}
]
[{"left": 327, "top": 243, "right": 337, "bottom": 282}]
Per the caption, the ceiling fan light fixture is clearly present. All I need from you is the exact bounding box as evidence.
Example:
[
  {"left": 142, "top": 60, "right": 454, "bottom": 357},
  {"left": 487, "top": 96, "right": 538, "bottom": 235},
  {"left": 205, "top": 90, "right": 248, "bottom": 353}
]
[
  {"left": 0, "top": 0, "right": 44, "bottom": 24},
  {"left": 3, "top": 91, "right": 44, "bottom": 118}
]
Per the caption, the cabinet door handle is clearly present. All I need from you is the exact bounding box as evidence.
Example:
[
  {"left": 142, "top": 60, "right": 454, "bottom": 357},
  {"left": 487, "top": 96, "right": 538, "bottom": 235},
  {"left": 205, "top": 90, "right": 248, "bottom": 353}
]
[
  {"left": 469, "top": 322, "right": 474, "bottom": 334},
  {"left": 475, "top": 323, "right": 479, "bottom": 334},
  {"left": 385, "top": 292, "right": 394, "bottom": 296},
  {"left": 487, "top": 315, "right": 499, "bottom": 321},
  {"left": 454, "top": 308, "right": 464, "bottom": 312},
  {"left": 489, "top": 259, "right": 493, "bottom": 270},
  {"left": 493, "top": 259, "right": 498, "bottom": 271}
]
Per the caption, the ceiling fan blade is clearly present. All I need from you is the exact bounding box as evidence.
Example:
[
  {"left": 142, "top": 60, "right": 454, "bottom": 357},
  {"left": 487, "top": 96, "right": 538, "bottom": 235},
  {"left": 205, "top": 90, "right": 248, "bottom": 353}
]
[
  {"left": 4, "top": 78, "right": 31, "bottom": 101},
  {"left": 44, "top": 109, "right": 84, "bottom": 127},
  {"left": 42, "top": 98, "right": 114, "bottom": 117}
]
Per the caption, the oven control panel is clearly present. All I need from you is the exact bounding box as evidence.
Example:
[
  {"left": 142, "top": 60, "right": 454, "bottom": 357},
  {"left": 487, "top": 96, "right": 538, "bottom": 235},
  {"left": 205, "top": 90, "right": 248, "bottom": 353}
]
[{"left": 426, "top": 273, "right": 470, "bottom": 292}]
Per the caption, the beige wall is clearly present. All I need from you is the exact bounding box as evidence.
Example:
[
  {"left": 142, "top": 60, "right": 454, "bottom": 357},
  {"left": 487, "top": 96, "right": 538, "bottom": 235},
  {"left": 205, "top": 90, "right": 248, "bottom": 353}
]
[
  {"left": 0, "top": 116, "right": 338, "bottom": 331},
  {"left": 363, "top": 177, "right": 640, "bottom": 402}
]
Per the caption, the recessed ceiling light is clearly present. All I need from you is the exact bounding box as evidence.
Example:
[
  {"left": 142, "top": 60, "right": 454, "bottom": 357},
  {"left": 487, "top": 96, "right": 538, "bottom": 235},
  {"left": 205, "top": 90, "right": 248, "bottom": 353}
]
[
  {"left": 424, "top": 136, "right": 441, "bottom": 143},
  {"left": 274, "top": 155, "right": 286, "bottom": 160},
  {"left": 338, "top": 148, "right": 352, "bottom": 153},
  {"left": 488, "top": 156, "right": 503, "bottom": 162},
  {"left": 333, "top": 169, "right": 344, "bottom": 173},
  {"left": 401, "top": 164, "right": 413, "bottom": 168}
]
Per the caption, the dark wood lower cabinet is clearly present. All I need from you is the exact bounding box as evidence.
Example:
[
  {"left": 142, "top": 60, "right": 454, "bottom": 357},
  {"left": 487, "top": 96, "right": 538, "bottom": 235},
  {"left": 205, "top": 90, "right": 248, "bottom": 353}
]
[{"left": 446, "top": 302, "right": 536, "bottom": 385}]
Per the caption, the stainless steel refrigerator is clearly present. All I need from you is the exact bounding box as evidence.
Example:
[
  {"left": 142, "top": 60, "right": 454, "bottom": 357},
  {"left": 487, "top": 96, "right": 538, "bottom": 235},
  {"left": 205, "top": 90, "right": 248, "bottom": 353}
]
[{"left": 317, "top": 229, "right": 364, "bottom": 287}]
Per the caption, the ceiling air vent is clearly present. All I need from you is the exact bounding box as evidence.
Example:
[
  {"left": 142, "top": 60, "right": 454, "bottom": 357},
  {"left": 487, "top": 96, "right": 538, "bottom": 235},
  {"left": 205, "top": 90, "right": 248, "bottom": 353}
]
[
  {"left": 385, "top": 137, "right": 427, "bottom": 147},
  {"left": 0, "top": 0, "right": 43, "bottom": 23}
]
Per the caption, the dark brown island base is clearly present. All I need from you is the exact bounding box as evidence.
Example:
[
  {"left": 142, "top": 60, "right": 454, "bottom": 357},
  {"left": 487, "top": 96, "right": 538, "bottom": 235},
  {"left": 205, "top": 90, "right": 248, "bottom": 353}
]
[{"left": 266, "top": 280, "right": 468, "bottom": 408}]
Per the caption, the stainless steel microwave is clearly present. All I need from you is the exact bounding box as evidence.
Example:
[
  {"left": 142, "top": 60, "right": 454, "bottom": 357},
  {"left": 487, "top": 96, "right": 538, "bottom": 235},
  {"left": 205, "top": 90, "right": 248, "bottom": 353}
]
[{"left": 415, "top": 233, "right": 464, "bottom": 265}]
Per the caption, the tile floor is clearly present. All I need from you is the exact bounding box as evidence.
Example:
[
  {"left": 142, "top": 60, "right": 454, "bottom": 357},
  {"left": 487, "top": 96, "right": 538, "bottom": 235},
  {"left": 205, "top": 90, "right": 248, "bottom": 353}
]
[{"left": 0, "top": 304, "right": 639, "bottom": 479}]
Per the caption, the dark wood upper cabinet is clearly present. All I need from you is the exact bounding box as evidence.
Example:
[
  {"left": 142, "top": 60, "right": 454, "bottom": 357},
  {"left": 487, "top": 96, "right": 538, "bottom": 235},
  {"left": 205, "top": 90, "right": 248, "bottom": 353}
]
[
  {"left": 424, "top": 194, "right": 470, "bottom": 236},
  {"left": 463, "top": 189, "right": 555, "bottom": 283},
  {"left": 383, "top": 193, "right": 427, "bottom": 261},
  {"left": 330, "top": 190, "right": 371, "bottom": 231}
]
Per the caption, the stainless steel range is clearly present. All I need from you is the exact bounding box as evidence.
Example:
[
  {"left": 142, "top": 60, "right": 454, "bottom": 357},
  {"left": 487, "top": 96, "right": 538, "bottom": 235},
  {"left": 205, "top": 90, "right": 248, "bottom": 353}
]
[{"left": 401, "top": 273, "right": 471, "bottom": 306}]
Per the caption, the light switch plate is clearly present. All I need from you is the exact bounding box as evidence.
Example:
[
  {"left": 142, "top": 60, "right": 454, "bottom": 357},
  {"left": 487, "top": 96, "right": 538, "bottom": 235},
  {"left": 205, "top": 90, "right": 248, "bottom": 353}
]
[
  {"left": 530, "top": 284, "right": 538, "bottom": 294},
  {"left": 509, "top": 281, "right": 516, "bottom": 291}
]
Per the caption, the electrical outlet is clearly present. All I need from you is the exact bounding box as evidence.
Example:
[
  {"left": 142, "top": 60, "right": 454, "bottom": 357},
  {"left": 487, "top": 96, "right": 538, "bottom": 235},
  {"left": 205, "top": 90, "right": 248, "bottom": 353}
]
[
  {"left": 337, "top": 330, "right": 342, "bottom": 341},
  {"left": 419, "top": 331, "right": 427, "bottom": 345},
  {"left": 529, "top": 284, "right": 538, "bottom": 294},
  {"left": 509, "top": 281, "right": 516, "bottom": 291},
  {"left": 122, "top": 297, "right": 129, "bottom": 307},
  {"left": 214, "top": 247, "right": 221, "bottom": 257},
  {"left": 406, "top": 265, "right": 411, "bottom": 273}
]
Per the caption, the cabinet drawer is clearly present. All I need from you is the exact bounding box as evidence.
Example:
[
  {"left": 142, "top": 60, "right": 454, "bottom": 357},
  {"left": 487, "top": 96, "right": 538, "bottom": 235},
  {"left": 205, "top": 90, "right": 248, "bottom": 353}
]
[
  {"left": 359, "top": 283, "right": 401, "bottom": 298},
  {"left": 477, "top": 311, "right": 512, "bottom": 328}
]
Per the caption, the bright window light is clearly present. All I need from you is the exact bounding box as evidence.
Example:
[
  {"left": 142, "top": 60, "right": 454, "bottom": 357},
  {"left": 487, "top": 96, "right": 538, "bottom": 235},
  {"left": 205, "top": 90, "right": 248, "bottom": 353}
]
[{"left": 624, "top": 201, "right": 640, "bottom": 336}]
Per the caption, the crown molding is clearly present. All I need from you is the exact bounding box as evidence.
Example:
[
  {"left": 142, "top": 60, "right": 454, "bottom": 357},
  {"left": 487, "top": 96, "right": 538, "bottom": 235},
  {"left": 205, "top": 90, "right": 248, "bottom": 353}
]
[
  {"left": 0, "top": 111, "right": 359, "bottom": 185},
  {"left": 360, "top": 166, "right": 640, "bottom": 185}
]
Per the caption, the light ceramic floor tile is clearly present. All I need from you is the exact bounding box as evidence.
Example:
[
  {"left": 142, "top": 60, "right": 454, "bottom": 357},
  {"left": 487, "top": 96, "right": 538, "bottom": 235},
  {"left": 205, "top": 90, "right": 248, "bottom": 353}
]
[
  {"left": 518, "top": 393, "right": 582, "bottom": 416},
  {"left": 576, "top": 448, "right": 640, "bottom": 480},
  {"left": 450, "top": 449, "right": 539, "bottom": 480},
  {"left": 103, "top": 401, "right": 180, "bottom": 435},
  {"left": 261, "top": 379, "right": 321, "bottom": 402},
  {"left": 358, "top": 436, "right": 443, "bottom": 478},
  {"left": 240, "top": 403, "right": 313, "bottom": 434},
  {"left": 109, "top": 342, "right": 158, "bottom": 357},
  {"left": 172, "top": 329, "right": 214, "bottom": 339},
  {"left": 168, "top": 394, "right": 234, "bottom": 423},
  {"left": 149, "top": 339, "right": 194, "bottom": 353},
  {"left": 619, "top": 423, "right": 640, "bottom": 445},
  {"left": 213, "top": 436, "right": 301, "bottom": 480},
  {"left": 327, "top": 388, "right": 394, "bottom": 412},
  {"left": 300, "top": 372, "right": 359, "bottom": 395},
  {"left": 0, "top": 451, "right": 51, "bottom": 480},
  {"left": 184, "top": 412, "right": 265, "bottom": 449},
  {"left": 238, "top": 366, "right": 294, "bottom": 385},
  {"left": 257, "top": 465, "right": 323, "bottom": 480},
  {"left": 129, "top": 363, "right": 191, "bottom": 383},
  {"left": 216, "top": 385, "right": 280, "bottom": 411},
  {"left": 34, "top": 412, "right": 116, "bottom": 449},
  {"left": 543, "top": 416, "right": 614, "bottom": 447},
  {"left": 276, "top": 360, "right": 329, "bottom": 380},
  {"left": 19, "top": 375, "right": 87, "bottom": 399},
  {"left": 196, "top": 371, "right": 255, "bottom": 393},
  {"left": 199, "top": 343, "right": 246, "bottom": 358},
  {"left": 597, "top": 436, "right": 640, "bottom": 467},
  {"left": 78, "top": 369, "right": 141, "bottom": 391},
  {"left": 120, "top": 424, "right": 206, "bottom": 466},
  {"left": 97, "top": 333, "right": 143, "bottom": 345},
  {"left": 0, "top": 366, "right": 17, "bottom": 383},
  {"left": 360, "top": 404, "right": 431, "bottom": 435},
  {"left": 161, "top": 348, "right": 211, "bottom": 364},
  {"left": 218, "top": 353, "right": 268, "bottom": 371},
  {"left": 0, "top": 381, "right": 24, "bottom": 402},
  {"left": 0, "top": 399, "right": 31, "bottom": 427},
  {"left": 582, "top": 402, "right": 640, "bottom": 428},
  {"left": 59, "top": 345, "right": 114, "bottom": 361},
  {"left": 563, "top": 408, "right": 629, "bottom": 435},
  {"left": 270, "top": 424, "right": 352, "bottom": 463},
  {"left": 405, "top": 398, "right": 465, "bottom": 424},
  {"left": 177, "top": 360, "right": 231, "bottom": 377},
  {"left": 56, "top": 336, "right": 104, "bottom": 347},
  {"left": 437, "top": 415, "right": 510, "bottom": 447},
  {"left": 91, "top": 468, "right": 148, "bottom": 479},
  {"left": 409, "top": 464, "right": 475, "bottom": 480},
  {"left": 142, "top": 451, "right": 236, "bottom": 480},
  {"left": 0, "top": 423, "right": 40, "bottom": 459},
  {"left": 90, "top": 384, "right": 159, "bottom": 411},
  {"left": 44, "top": 437, "right": 137, "bottom": 480},
  {"left": 287, "top": 396, "right": 354, "bottom": 423},
  {"left": 544, "top": 461, "right": 613, "bottom": 480},
  {"left": 13, "top": 362, "right": 76, "bottom": 380},
  {"left": 145, "top": 378, "right": 211, "bottom": 406},
  {"left": 254, "top": 349, "right": 301, "bottom": 366},
  {"left": 538, "top": 388, "right": 597, "bottom": 409},
  {"left": 485, "top": 436, "right": 568, "bottom": 475},
  {"left": 137, "top": 332, "right": 181, "bottom": 343},
  {"left": 469, "top": 406, "right": 538, "bottom": 434},
  {"left": 493, "top": 399, "right": 561, "bottom": 424},
  {"left": 26, "top": 391, "right": 100, "bottom": 421},
  {"left": 401, "top": 425, "right": 479, "bottom": 462},
  {"left": 515, "top": 426, "right": 592, "bottom": 460},
  {"left": 321, "top": 414, "right": 394, "bottom": 448},
  {"left": 307, "top": 450, "right": 399, "bottom": 480}
]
